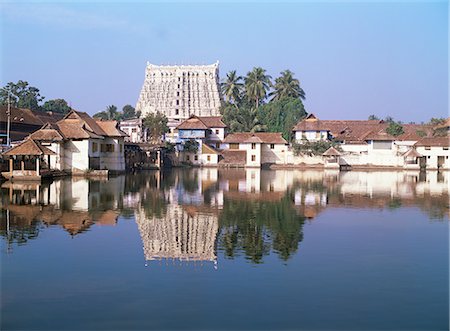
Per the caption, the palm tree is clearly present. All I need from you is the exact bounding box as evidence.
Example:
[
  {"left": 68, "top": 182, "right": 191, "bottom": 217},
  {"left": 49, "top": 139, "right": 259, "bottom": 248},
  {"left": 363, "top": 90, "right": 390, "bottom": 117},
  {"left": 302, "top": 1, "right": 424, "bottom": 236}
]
[
  {"left": 244, "top": 67, "right": 272, "bottom": 109},
  {"left": 270, "top": 70, "right": 305, "bottom": 101},
  {"left": 106, "top": 105, "right": 118, "bottom": 120},
  {"left": 221, "top": 71, "right": 243, "bottom": 106}
]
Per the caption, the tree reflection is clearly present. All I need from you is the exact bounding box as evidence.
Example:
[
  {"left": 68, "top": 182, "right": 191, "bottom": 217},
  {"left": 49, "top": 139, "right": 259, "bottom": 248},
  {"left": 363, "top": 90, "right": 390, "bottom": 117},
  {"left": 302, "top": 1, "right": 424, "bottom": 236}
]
[{"left": 219, "top": 191, "right": 304, "bottom": 263}]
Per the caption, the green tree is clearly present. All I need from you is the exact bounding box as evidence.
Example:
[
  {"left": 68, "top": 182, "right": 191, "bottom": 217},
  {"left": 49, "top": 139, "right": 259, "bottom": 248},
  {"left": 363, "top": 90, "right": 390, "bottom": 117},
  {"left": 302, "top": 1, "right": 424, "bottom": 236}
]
[
  {"left": 222, "top": 103, "right": 266, "bottom": 133},
  {"left": 142, "top": 111, "right": 169, "bottom": 142},
  {"left": 386, "top": 121, "right": 404, "bottom": 136},
  {"left": 258, "top": 97, "right": 307, "bottom": 141},
  {"left": 93, "top": 105, "right": 119, "bottom": 120},
  {"left": 292, "top": 140, "right": 343, "bottom": 156},
  {"left": 269, "top": 70, "right": 305, "bottom": 101},
  {"left": 221, "top": 70, "right": 243, "bottom": 106},
  {"left": 368, "top": 114, "right": 379, "bottom": 120},
  {"left": 428, "top": 117, "right": 446, "bottom": 126},
  {"left": 41, "top": 99, "right": 72, "bottom": 114},
  {"left": 183, "top": 139, "right": 199, "bottom": 153},
  {"left": 0, "top": 80, "right": 44, "bottom": 111},
  {"left": 122, "top": 104, "right": 137, "bottom": 119},
  {"left": 244, "top": 67, "right": 272, "bottom": 109}
]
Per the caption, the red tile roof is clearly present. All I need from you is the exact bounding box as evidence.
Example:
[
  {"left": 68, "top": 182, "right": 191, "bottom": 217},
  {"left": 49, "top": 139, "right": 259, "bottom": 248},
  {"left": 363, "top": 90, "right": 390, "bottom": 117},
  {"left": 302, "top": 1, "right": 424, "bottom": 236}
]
[
  {"left": 223, "top": 132, "right": 287, "bottom": 144},
  {"left": 220, "top": 150, "right": 246, "bottom": 165},
  {"left": 4, "top": 139, "right": 56, "bottom": 156},
  {"left": 293, "top": 114, "right": 434, "bottom": 142},
  {"left": 415, "top": 137, "right": 450, "bottom": 147},
  {"left": 177, "top": 115, "right": 226, "bottom": 130},
  {"left": 95, "top": 120, "right": 128, "bottom": 137}
]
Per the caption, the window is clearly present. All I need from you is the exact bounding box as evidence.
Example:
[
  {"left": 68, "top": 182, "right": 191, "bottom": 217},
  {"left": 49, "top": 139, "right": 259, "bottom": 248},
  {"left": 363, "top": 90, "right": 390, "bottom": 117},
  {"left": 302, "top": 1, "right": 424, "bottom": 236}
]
[
  {"left": 230, "top": 143, "right": 239, "bottom": 149},
  {"left": 215, "top": 129, "right": 219, "bottom": 134},
  {"left": 92, "top": 142, "right": 98, "bottom": 153},
  {"left": 251, "top": 143, "right": 256, "bottom": 149},
  {"left": 425, "top": 146, "right": 431, "bottom": 150},
  {"left": 176, "top": 100, "right": 179, "bottom": 105},
  {"left": 216, "top": 142, "right": 220, "bottom": 149},
  {"left": 101, "top": 144, "right": 114, "bottom": 153},
  {"left": 373, "top": 141, "right": 392, "bottom": 150},
  {"left": 270, "top": 144, "right": 275, "bottom": 149},
  {"left": 443, "top": 147, "right": 448, "bottom": 150},
  {"left": 175, "top": 109, "right": 179, "bottom": 115},
  {"left": 194, "top": 155, "right": 198, "bottom": 161},
  {"left": 132, "top": 128, "right": 137, "bottom": 133},
  {"left": 251, "top": 155, "right": 256, "bottom": 161},
  {"left": 177, "top": 91, "right": 180, "bottom": 96},
  {"left": 316, "top": 131, "right": 320, "bottom": 139},
  {"left": 186, "top": 155, "right": 190, "bottom": 161},
  {"left": 178, "top": 84, "right": 180, "bottom": 88},
  {"left": 178, "top": 77, "right": 181, "bottom": 82},
  {"left": 207, "top": 155, "right": 211, "bottom": 161}
]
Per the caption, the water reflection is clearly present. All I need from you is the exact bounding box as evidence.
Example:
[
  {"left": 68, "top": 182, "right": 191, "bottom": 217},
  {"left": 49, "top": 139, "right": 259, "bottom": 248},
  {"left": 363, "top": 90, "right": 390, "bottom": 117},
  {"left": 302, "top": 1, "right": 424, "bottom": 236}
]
[{"left": 1, "top": 169, "right": 448, "bottom": 263}]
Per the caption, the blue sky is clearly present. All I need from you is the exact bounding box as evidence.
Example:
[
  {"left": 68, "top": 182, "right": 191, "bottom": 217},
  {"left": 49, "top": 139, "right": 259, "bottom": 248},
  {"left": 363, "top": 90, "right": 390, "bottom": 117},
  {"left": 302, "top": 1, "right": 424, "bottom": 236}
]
[{"left": 0, "top": 1, "right": 447, "bottom": 122}]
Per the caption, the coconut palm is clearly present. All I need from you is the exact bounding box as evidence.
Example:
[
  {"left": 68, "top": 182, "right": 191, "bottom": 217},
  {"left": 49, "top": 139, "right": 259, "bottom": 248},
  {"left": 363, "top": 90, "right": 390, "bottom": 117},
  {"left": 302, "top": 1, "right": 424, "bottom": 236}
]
[
  {"left": 244, "top": 67, "right": 272, "bottom": 109},
  {"left": 221, "top": 70, "right": 243, "bottom": 105},
  {"left": 270, "top": 70, "right": 305, "bottom": 101}
]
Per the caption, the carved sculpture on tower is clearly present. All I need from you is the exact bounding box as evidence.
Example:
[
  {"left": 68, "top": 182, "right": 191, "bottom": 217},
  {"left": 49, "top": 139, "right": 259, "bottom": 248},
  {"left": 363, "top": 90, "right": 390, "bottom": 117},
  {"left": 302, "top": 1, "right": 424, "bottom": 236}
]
[{"left": 136, "top": 61, "right": 223, "bottom": 124}]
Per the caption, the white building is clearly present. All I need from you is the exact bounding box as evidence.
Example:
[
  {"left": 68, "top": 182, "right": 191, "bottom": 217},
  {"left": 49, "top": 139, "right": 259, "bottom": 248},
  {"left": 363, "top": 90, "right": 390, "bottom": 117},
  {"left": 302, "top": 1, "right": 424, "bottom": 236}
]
[{"left": 14, "top": 110, "right": 128, "bottom": 175}]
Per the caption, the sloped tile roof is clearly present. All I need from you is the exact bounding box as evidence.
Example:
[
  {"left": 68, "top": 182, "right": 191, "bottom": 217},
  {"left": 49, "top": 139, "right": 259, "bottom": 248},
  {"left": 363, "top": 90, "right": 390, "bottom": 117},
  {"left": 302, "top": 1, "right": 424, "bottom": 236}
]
[
  {"left": 177, "top": 115, "right": 227, "bottom": 130},
  {"left": 0, "top": 106, "right": 64, "bottom": 126},
  {"left": 220, "top": 150, "right": 246, "bottom": 165},
  {"left": 415, "top": 137, "right": 450, "bottom": 147},
  {"left": 223, "top": 132, "right": 287, "bottom": 144},
  {"left": 322, "top": 147, "right": 342, "bottom": 156},
  {"left": 202, "top": 144, "right": 220, "bottom": 154},
  {"left": 403, "top": 149, "right": 422, "bottom": 158},
  {"left": 29, "top": 125, "right": 64, "bottom": 141},
  {"left": 4, "top": 139, "right": 56, "bottom": 156},
  {"left": 95, "top": 120, "right": 128, "bottom": 137}
]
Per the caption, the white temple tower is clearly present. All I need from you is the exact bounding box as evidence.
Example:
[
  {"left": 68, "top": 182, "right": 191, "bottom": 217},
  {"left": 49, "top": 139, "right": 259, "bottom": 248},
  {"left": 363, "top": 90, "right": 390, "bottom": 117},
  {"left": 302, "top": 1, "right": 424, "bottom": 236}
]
[{"left": 136, "top": 62, "right": 223, "bottom": 124}]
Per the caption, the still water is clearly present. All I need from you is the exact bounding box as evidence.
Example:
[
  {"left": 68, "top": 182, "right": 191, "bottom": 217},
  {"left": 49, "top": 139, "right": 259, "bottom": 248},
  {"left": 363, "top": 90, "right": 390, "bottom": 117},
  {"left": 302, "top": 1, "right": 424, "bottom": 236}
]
[{"left": 1, "top": 169, "right": 448, "bottom": 330}]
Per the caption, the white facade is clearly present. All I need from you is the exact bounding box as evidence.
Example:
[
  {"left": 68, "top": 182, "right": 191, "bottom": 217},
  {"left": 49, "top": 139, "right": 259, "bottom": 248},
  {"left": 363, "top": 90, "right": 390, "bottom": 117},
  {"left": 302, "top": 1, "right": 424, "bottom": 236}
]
[{"left": 136, "top": 62, "right": 222, "bottom": 123}]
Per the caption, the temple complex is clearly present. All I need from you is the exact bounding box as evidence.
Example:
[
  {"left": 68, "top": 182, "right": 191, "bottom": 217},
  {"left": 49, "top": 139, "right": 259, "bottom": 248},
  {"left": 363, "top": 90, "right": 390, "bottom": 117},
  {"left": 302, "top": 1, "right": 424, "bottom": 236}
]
[{"left": 135, "top": 62, "right": 222, "bottom": 126}]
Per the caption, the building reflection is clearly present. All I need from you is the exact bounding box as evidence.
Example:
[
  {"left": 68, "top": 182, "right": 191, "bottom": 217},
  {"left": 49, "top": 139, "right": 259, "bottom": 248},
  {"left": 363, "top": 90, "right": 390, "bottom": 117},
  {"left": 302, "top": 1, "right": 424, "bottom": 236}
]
[
  {"left": 1, "top": 169, "right": 448, "bottom": 262},
  {"left": 0, "top": 177, "right": 124, "bottom": 250}
]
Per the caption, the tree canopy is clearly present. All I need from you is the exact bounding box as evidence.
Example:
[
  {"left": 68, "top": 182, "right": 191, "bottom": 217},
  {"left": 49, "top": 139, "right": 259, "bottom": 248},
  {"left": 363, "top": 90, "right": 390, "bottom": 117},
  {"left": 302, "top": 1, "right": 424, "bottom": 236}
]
[
  {"left": 244, "top": 67, "right": 272, "bottom": 109},
  {"left": 0, "top": 80, "right": 45, "bottom": 111},
  {"left": 142, "top": 111, "right": 169, "bottom": 142},
  {"left": 269, "top": 70, "right": 305, "bottom": 101},
  {"left": 41, "top": 99, "right": 72, "bottom": 114},
  {"left": 221, "top": 68, "right": 308, "bottom": 136}
]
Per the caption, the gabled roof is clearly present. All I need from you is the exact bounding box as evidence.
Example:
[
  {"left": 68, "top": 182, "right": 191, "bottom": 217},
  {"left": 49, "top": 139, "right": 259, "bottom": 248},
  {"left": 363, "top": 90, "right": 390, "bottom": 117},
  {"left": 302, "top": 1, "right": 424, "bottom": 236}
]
[
  {"left": 4, "top": 139, "right": 56, "bottom": 156},
  {"left": 95, "top": 120, "right": 128, "bottom": 137},
  {"left": 223, "top": 132, "right": 287, "bottom": 144},
  {"left": 29, "top": 123, "right": 64, "bottom": 141},
  {"left": 322, "top": 147, "right": 342, "bottom": 156},
  {"left": 61, "top": 110, "right": 107, "bottom": 136},
  {"left": 202, "top": 144, "right": 220, "bottom": 154},
  {"left": 403, "top": 149, "right": 422, "bottom": 158},
  {"left": 177, "top": 115, "right": 227, "bottom": 130}
]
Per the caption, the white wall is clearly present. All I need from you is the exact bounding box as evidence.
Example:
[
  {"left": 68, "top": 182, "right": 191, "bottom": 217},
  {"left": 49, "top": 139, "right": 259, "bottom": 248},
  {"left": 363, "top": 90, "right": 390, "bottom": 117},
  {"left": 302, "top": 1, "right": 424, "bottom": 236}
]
[
  {"left": 416, "top": 146, "right": 450, "bottom": 170},
  {"left": 294, "top": 130, "right": 328, "bottom": 142},
  {"left": 261, "top": 143, "right": 287, "bottom": 164}
]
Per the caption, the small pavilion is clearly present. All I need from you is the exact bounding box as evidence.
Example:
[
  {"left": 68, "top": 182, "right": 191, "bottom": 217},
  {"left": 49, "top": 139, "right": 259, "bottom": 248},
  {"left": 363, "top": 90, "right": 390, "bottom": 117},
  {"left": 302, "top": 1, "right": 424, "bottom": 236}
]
[
  {"left": 2, "top": 139, "right": 56, "bottom": 181},
  {"left": 322, "top": 147, "right": 342, "bottom": 168},
  {"left": 402, "top": 148, "right": 422, "bottom": 169}
]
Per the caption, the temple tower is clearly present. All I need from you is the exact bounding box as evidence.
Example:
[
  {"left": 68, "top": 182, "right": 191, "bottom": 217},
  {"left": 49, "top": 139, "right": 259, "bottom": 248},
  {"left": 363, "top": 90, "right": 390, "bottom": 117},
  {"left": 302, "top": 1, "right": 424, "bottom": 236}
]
[{"left": 136, "top": 62, "right": 222, "bottom": 124}]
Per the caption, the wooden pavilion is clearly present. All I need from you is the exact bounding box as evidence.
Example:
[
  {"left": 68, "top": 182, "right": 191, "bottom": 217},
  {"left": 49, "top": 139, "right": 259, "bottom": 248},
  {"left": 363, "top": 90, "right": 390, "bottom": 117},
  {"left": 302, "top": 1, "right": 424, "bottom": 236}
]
[{"left": 2, "top": 139, "right": 56, "bottom": 181}]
